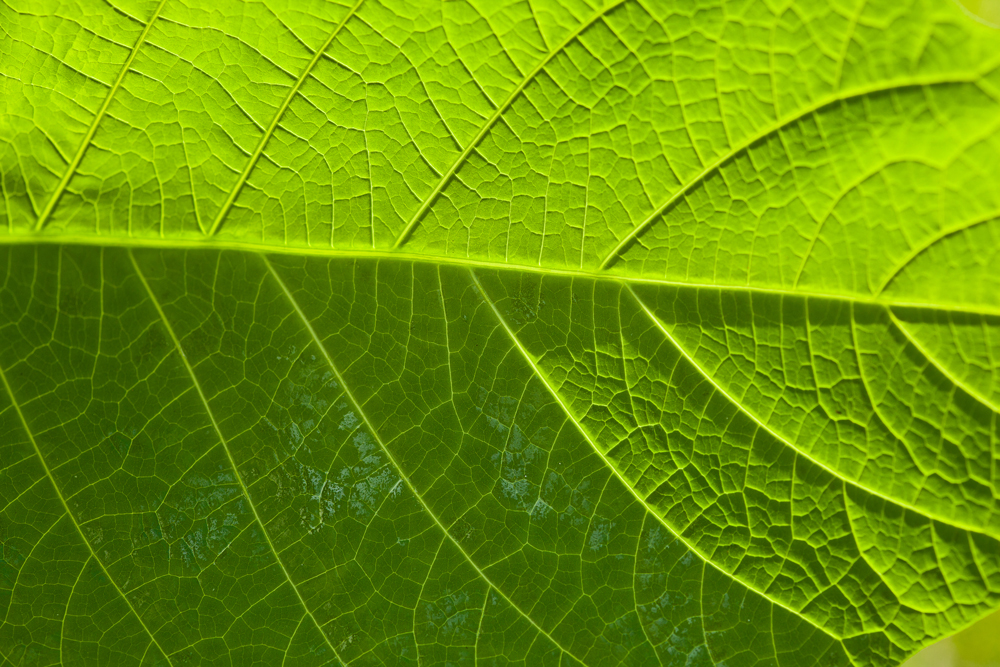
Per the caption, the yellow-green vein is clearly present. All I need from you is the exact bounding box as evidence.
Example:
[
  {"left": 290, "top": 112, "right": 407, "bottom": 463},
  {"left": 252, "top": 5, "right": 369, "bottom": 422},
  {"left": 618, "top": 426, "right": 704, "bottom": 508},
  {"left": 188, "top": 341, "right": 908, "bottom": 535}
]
[
  {"left": 207, "top": 0, "right": 365, "bottom": 237},
  {"left": 0, "top": 359, "right": 176, "bottom": 666},
  {"left": 390, "top": 0, "right": 629, "bottom": 249},
  {"left": 597, "top": 75, "right": 987, "bottom": 271},
  {"left": 4, "top": 235, "right": 1000, "bottom": 319},
  {"left": 466, "top": 267, "right": 849, "bottom": 649},
  {"left": 260, "top": 254, "right": 587, "bottom": 666},
  {"left": 888, "top": 308, "right": 1000, "bottom": 414},
  {"left": 628, "top": 284, "right": 1000, "bottom": 540},
  {"left": 873, "top": 211, "right": 1000, "bottom": 296},
  {"left": 126, "top": 248, "right": 346, "bottom": 666},
  {"left": 34, "top": 0, "right": 170, "bottom": 232}
]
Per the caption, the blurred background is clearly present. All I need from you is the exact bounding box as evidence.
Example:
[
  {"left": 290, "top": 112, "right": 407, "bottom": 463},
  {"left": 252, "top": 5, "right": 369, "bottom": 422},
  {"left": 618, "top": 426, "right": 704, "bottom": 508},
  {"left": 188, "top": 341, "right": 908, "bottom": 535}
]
[
  {"left": 904, "top": 610, "right": 1000, "bottom": 667},
  {"left": 957, "top": 0, "right": 1000, "bottom": 25}
]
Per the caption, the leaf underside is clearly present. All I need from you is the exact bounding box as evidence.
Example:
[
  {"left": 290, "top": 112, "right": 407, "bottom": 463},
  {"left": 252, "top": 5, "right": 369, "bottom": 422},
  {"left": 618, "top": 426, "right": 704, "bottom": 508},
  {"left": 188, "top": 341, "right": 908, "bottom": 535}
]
[{"left": 2, "top": 0, "right": 1000, "bottom": 665}]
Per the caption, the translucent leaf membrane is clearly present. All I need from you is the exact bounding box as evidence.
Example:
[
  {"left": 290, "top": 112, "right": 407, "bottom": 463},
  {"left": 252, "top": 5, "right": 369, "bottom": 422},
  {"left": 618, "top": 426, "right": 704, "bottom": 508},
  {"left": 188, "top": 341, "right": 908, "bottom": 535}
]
[{"left": 1, "top": 0, "right": 1000, "bottom": 665}]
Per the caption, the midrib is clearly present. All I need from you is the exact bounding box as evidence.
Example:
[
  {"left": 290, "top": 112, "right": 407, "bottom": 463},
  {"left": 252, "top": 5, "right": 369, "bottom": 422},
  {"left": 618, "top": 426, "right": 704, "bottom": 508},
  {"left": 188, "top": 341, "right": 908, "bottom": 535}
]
[{"left": 2, "top": 231, "right": 999, "bottom": 318}]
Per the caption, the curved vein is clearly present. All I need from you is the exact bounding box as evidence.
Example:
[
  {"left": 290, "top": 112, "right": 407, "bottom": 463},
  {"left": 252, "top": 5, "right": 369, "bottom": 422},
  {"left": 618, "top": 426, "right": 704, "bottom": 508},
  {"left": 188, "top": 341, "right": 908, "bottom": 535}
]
[
  {"left": 390, "top": 0, "right": 628, "bottom": 249},
  {"left": 206, "top": 0, "right": 364, "bottom": 237},
  {"left": 465, "top": 267, "right": 848, "bottom": 647},
  {"left": 0, "top": 360, "right": 176, "bottom": 666},
  {"left": 34, "top": 0, "right": 169, "bottom": 232},
  {"left": 888, "top": 308, "right": 1000, "bottom": 414},
  {"left": 792, "top": 157, "right": 938, "bottom": 288},
  {"left": 848, "top": 303, "right": 938, "bottom": 483},
  {"left": 60, "top": 553, "right": 92, "bottom": 665},
  {"left": 259, "top": 254, "right": 585, "bottom": 666},
  {"left": 874, "top": 210, "right": 1000, "bottom": 295},
  {"left": 627, "top": 284, "right": 1000, "bottom": 539},
  {"left": 126, "top": 249, "right": 345, "bottom": 665},
  {"left": 2, "top": 509, "right": 67, "bottom": 627},
  {"left": 597, "top": 75, "right": 985, "bottom": 270}
]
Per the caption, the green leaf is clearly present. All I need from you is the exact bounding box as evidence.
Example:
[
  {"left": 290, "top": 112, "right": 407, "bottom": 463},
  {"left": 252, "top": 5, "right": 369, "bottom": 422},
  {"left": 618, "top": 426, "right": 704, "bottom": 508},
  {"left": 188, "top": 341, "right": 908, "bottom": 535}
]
[{"left": 2, "top": 0, "right": 1000, "bottom": 665}]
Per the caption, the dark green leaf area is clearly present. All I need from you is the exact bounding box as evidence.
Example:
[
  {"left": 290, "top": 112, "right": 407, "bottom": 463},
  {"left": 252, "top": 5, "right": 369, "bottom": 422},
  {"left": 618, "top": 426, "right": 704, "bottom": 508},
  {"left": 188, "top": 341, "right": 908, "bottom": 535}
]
[{"left": 3, "top": 246, "right": 1000, "bottom": 666}]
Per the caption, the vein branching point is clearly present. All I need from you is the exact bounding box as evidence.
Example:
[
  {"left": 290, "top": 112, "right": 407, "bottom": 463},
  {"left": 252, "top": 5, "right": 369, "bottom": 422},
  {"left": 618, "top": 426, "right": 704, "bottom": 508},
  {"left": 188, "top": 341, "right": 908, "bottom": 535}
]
[{"left": 4, "top": 1, "right": 1000, "bottom": 664}]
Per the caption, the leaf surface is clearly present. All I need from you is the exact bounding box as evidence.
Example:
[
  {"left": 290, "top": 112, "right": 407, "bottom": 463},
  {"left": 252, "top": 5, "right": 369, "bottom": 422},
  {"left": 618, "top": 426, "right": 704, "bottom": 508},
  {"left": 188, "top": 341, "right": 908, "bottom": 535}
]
[{"left": 2, "top": 0, "right": 1000, "bottom": 665}]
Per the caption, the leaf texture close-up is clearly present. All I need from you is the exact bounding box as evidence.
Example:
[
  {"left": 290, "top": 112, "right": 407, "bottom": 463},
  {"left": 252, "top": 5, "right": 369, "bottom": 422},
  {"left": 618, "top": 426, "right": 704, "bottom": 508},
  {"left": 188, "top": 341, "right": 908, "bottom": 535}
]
[{"left": 2, "top": 0, "right": 1000, "bottom": 665}]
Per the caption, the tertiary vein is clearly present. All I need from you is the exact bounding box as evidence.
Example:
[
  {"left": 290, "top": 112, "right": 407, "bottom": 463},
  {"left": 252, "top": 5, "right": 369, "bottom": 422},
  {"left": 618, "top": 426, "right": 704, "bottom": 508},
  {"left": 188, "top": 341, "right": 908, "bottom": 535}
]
[
  {"left": 34, "top": 0, "right": 170, "bottom": 232},
  {"left": 0, "top": 359, "right": 177, "bottom": 666},
  {"left": 259, "top": 254, "right": 588, "bottom": 666},
  {"left": 207, "top": 0, "right": 365, "bottom": 237},
  {"left": 628, "top": 285, "right": 1000, "bottom": 539},
  {"left": 126, "top": 249, "right": 347, "bottom": 666},
  {"left": 466, "top": 267, "right": 849, "bottom": 649}
]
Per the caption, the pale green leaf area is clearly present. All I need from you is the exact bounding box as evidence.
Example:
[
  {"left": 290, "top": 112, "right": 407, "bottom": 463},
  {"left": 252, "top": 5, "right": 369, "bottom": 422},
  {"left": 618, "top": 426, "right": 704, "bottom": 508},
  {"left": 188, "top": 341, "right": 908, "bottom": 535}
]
[{"left": 1, "top": 0, "right": 1000, "bottom": 665}]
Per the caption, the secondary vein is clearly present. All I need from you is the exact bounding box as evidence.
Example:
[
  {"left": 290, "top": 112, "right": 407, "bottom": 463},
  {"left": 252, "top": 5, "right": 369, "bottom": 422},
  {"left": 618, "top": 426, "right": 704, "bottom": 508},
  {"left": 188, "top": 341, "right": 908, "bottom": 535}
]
[
  {"left": 207, "top": 0, "right": 364, "bottom": 237},
  {"left": 597, "top": 75, "right": 988, "bottom": 271},
  {"left": 260, "top": 254, "right": 588, "bottom": 666},
  {"left": 889, "top": 309, "right": 1000, "bottom": 414},
  {"left": 126, "top": 249, "right": 347, "bottom": 666},
  {"left": 390, "top": 0, "right": 628, "bottom": 250},
  {"left": 628, "top": 284, "right": 1000, "bottom": 539},
  {"left": 466, "top": 267, "right": 849, "bottom": 648},
  {"left": 0, "top": 359, "right": 177, "bottom": 666},
  {"left": 34, "top": 0, "right": 170, "bottom": 232}
]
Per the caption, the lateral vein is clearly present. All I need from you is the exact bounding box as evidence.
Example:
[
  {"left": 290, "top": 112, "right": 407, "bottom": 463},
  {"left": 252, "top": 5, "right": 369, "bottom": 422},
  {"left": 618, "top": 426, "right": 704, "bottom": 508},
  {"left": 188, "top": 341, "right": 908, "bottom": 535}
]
[
  {"left": 260, "top": 254, "right": 588, "bottom": 666},
  {"left": 889, "top": 308, "right": 1000, "bottom": 414},
  {"left": 466, "top": 267, "right": 849, "bottom": 648},
  {"left": 34, "top": 0, "right": 170, "bottom": 232},
  {"left": 0, "top": 359, "right": 176, "bottom": 666},
  {"left": 390, "top": 0, "right": 628, "bottom": 249},
  {"left": 597, "top": 75, "right": 988, "bottom": 270},
  {"left": 126, "top": 249, "right": 346, "bottom": 666},
  {"left": 206, "top": 0, "right": 364, "bottom": 237},
  {"left": 627, "top": 284, "right": 1000, "bottom": 539}
]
